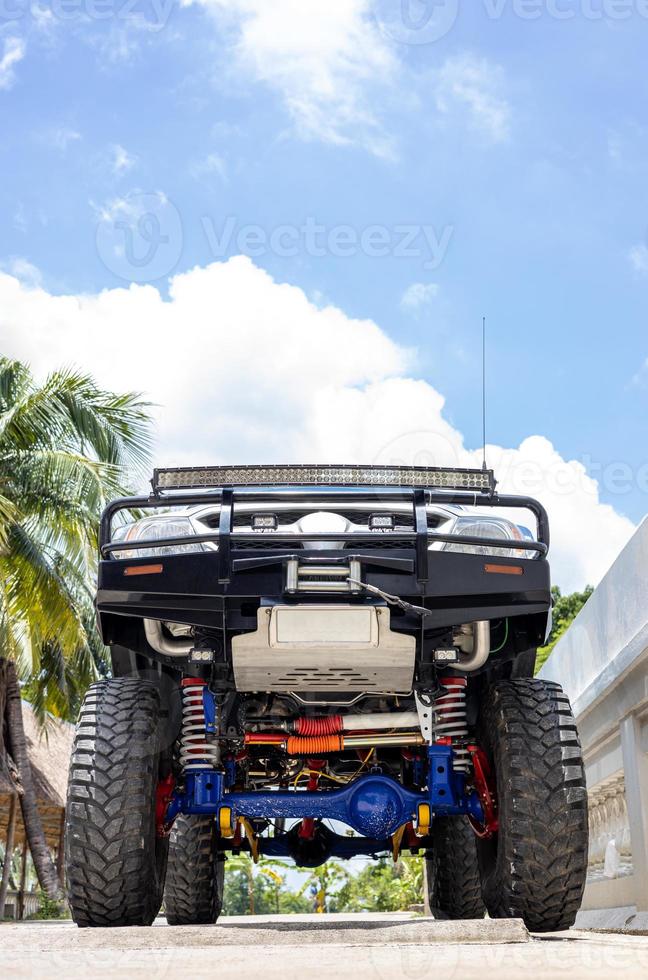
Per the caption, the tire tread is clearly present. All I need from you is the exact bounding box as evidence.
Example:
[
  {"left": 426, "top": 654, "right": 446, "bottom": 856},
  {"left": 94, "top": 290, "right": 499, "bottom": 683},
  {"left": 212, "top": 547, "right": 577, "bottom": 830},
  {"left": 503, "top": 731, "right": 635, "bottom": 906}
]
[
  {"left": 478, "top": 678, "right": 588, "bottom": 933},
  {"left": 427, "top": 816, "right": 485, "bottom": 920},
  {"left": 164, "top": 814, "right": 224, "bottom": 925},
  {"left": 65, "top": 678, "right": 167, "bottom": 927}
]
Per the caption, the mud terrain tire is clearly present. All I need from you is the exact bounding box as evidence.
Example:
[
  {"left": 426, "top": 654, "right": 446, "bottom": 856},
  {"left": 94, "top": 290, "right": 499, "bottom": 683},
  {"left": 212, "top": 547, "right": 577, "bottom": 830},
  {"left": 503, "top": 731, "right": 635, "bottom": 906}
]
[
  {"left": 477, "top": 679, "right": 588, "bottom": 932},
  {"left": 164, "top": 814, "right": 224, "bottom": 925},
  {"left": 426, "top": 816, "right": 486, "bottom": 919},
  {"left": 66, "top": 678, "right": 169, "bottom": 927}
]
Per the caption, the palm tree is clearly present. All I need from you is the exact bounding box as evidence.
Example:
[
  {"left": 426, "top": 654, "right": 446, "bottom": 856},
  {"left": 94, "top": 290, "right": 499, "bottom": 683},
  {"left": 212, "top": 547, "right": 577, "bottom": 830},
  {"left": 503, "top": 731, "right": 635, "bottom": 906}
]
[{"left": 0, "top": 356, "right": 152, "bottom": 901}]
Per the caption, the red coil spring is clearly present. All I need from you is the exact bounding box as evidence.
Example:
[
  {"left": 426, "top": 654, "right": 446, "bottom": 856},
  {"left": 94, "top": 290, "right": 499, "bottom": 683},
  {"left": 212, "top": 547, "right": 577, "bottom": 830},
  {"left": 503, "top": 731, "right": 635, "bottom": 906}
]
[
  {"left": 294, "top": 715, "right": 343, "bottom": 736},
  {"left": 286, "top": 734, "right": 343, "bottom": 755}
]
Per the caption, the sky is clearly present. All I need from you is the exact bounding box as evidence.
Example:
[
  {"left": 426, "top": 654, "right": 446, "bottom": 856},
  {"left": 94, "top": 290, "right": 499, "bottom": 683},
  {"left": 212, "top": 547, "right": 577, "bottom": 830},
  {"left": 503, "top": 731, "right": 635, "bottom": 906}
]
[{"left": 1, "top": 0, "right": 648, "bottom": 591}]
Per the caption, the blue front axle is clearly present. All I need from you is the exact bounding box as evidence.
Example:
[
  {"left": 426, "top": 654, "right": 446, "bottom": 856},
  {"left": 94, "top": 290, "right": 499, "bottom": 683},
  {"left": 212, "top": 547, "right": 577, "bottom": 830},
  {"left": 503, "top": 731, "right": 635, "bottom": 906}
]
[{"left": 166, "top": 744, "right": 484, "bottom": 840}]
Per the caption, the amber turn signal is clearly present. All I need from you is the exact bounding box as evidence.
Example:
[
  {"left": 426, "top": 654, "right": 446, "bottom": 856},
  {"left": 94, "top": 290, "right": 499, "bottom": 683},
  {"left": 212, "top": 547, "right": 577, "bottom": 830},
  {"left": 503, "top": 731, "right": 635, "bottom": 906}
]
[
  {"left": 484, "top": 563, "right": 524, "bottom": 576},
  {"left": 123, "top": 563, "right": 164, "bottom": 576}
]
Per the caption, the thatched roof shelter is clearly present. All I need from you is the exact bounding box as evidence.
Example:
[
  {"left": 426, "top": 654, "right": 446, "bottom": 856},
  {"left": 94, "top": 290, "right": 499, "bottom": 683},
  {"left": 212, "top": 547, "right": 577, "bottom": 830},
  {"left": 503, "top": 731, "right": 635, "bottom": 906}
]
[{"left": 0, "top": 703, "right": 73, "bottom": 849}]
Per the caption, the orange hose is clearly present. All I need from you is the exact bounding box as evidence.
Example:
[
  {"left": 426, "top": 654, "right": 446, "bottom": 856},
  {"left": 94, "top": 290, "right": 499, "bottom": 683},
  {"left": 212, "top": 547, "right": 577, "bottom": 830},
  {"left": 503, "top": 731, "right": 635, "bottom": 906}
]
[{"left": 286, "top": 734, "right": 343, "bottom": 755}]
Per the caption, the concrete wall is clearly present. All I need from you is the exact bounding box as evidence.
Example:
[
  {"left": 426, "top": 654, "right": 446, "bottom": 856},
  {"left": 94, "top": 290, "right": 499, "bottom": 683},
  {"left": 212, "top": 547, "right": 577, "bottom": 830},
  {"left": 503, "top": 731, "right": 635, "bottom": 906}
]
[{"left": 540, "top": 517, "right": 648, "bottom": 916}]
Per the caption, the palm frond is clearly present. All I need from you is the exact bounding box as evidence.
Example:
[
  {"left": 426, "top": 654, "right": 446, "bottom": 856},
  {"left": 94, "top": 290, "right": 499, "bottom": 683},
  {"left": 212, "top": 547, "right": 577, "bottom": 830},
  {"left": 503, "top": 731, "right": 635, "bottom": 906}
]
[
  {"left": 51, "top": 368, "right": 153, "bottom": 472},
  {"left": 0, "top": 488, "right": 18, "bottom": 550},
  {"left": 0, "top": 358, "right": 30, "bottom": 411},
  {"left": 0, "top": 366, "right": 80, "bottom": 451},
  {"left": 0, "top": 362, "right": 152, "bottom": 477},
  {"left": 0, "top": 356, "right": 153, "bottom": 728},
  {"left": 0, "top": 524, "right": 87, "bottom": 658},
  {"left": 8, "top": 449, "right": 122, "bottom": 547}
]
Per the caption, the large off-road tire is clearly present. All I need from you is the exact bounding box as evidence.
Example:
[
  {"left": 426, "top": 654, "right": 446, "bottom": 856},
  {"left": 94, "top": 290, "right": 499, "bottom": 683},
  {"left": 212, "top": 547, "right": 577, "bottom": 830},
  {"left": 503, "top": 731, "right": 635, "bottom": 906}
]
[
  {"left": 426, "top": 816, "right": 486, "bottom": 919},
  {"left": 477, "top": 679, "right": 588, "bottom": 933},
  {"left": 164, "top": 814, "right": 225, "bottom": 925},
  {"left": 65, "top": 678, "right": 169, "bottom": 927}
]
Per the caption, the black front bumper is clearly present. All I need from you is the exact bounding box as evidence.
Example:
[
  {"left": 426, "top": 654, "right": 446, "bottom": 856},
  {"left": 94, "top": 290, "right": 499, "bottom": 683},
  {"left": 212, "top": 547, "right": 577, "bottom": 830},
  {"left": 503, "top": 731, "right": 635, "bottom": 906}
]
[{"left": 96, "top": 485, "right": 551, "bottom": 643}]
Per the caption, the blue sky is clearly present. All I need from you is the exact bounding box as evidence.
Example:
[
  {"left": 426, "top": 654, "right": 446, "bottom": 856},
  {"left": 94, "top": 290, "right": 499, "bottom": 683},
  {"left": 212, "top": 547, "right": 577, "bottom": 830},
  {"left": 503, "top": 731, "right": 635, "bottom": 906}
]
[{"left": 1, "top": 0, "right": 647, "bottom": 588}]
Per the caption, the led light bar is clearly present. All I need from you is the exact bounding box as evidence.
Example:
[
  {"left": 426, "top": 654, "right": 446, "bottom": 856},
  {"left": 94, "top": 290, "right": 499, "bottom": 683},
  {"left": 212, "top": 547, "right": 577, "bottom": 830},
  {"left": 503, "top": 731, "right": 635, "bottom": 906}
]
[{"left": 153, "top": 464, "right": 496, "bottom": 492}]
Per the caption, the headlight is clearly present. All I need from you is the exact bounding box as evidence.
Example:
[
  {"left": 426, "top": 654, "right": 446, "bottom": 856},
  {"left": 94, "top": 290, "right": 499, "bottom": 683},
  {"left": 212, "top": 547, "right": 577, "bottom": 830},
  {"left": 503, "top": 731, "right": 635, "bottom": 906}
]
[
  {"left": 442, "top": 515, "right": 525, "bottom": 558},
  {"left": 112, "top": 515, "right": 206, "bottom": 559}
]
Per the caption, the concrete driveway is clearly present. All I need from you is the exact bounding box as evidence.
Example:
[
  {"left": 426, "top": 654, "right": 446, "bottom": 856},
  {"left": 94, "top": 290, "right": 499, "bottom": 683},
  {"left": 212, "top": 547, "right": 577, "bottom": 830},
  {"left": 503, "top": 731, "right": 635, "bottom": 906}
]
[{"left": 3, "top": 913, "right": 648, "bottom": 979}]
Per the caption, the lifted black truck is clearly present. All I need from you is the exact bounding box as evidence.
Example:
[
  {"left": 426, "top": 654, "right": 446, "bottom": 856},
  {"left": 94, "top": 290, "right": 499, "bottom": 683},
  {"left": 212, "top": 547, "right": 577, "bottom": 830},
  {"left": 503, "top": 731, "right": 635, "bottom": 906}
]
[{"left": 65, "top": 464, "right": 588, "bottom": 930}]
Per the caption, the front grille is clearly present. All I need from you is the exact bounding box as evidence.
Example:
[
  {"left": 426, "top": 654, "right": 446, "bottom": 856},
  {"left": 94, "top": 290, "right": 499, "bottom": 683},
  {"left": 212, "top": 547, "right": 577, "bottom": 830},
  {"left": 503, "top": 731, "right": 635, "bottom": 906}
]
[
  {"left": 337, "top": 510, "right": 415, "bottom": 528},
  {"left": 231, "top": 508, "right": 416, "bottom": 530},
  {"left": 232, "top": 539, "right": 303, "bottom": 552},
  {"left": 231, "top": 537, "right": 413, "bottom": 552},
  {"left": 344, "top": 538, "right": 413, "bottom": 550},
  {"left": 200, "top": 504, "right": 447, "bottom": 544}
]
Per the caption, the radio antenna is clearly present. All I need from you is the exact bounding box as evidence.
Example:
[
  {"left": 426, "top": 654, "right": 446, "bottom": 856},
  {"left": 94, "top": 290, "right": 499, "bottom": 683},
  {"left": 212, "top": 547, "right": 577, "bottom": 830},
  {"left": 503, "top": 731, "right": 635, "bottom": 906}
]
[{"left": 482, "top": 315, "right": 488, "bottom": 471}]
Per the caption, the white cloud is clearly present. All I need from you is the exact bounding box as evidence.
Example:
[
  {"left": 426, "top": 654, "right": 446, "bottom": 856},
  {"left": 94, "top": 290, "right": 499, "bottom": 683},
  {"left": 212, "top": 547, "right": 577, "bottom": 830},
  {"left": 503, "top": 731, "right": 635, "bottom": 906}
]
[
  {"left": 629, "top": 243, "right": 648, "bottom": 274},
  {"left": 190, "top": 152, "right": 228, "bottom": 182},
  {"left": 92, "top": 190, "right": 167, "bottom": 227},
  {"left": 435, "top": 54, "right": 511, "bottom": 143},
  {"left": 467, "top": 438, "right": 634, "bottom": 593},
  {"left": 630, "top": 358, "right": 648, "bottom": 388},
  {"left": 0, "top": 255, "right": 634, "bottom": 591},
  {"left": 187, "top": 0, "right": 397, "bottom": 156},
  {"left": 32, "top": 6, "right": 56, "bottom": 34},
  {"left": 400, "top": 282, "right": 439, "bottom": 311},
  {"left": 179, "top": 5, "right": 516, "bottom": 157},
  {"left": 111, "top": 144, "right": 136, "bottom": 176},
  {"left": 13, "top": 203, "right": 27, "bottom": 234},
  {"left": 608, "top": 131, "right": 623, "bottom": 164},
  {"left": 89, "top": 16, "right": 169, "bottom": 66},
  {"left": 0, "top": 36, "right": 26, "bottom": 91},
  {"left": 607, "top": 122, "right": 648, "bottom": 171},
  {"left": 40, "top": 127, "right": 82, "bottom": 152},
  {"left": 0, "top": 257, "right": 42, "bottom": 288}
]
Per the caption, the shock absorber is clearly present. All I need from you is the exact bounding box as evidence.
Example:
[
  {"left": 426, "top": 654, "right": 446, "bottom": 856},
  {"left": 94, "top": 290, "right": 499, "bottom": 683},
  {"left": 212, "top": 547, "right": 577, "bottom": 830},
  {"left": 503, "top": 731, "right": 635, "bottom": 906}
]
[
  {"left": 179, "top": 678, "right": 220, "bottom": 772},
  {"left": 432, "top": 676, "right": 470, "bottom": 774}
]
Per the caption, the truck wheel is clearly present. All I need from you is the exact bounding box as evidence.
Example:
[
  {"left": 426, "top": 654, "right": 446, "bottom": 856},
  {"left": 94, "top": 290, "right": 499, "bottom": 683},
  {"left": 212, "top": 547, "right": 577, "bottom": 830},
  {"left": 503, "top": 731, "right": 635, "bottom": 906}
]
[
  {"left": 426, "top": 816, "right": 485, "bottom": 919},
  {"left": 66, "top": 678, "right": 169, "bottom": 927},
  {"left": 164, "top": 814, "right": 225, "bottom": 925},
  {"left": 477, "top": 679, "right": 588, "bottom": 932}
]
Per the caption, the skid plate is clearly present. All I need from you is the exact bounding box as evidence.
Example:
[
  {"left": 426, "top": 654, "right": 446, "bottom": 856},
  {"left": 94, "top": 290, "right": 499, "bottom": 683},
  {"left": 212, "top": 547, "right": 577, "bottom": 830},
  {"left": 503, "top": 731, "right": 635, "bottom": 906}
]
[{"left": 231, "top": 604, "right": 415, "bottom": 692}]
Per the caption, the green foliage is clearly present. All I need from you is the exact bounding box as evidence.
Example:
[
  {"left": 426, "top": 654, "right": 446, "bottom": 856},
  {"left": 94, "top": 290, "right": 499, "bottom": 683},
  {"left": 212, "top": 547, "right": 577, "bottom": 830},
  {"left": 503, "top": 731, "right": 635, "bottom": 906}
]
[
  {"left": 222, "top": 863, "right": 253, "bottom": 916},
  {"left": 222, "top": 856, "right": 312, "bottom": 915},
  {"left": 222, "top": 852, "right": 424, "bottom": 916},
  {"left": 330, "top": 855, "right": 423, "bottom": 913},
  {"left": 535, "top": 584, "right": 594, "bottom": 673},
  {"left": 33, "top": 891, "right": 69, "bottom": 919},
  {"left": 295, "top": 859, "right": 349, "bottom": 913},
  {"left": 0, "top": 356, "right": 152, "bottom": 722}
]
